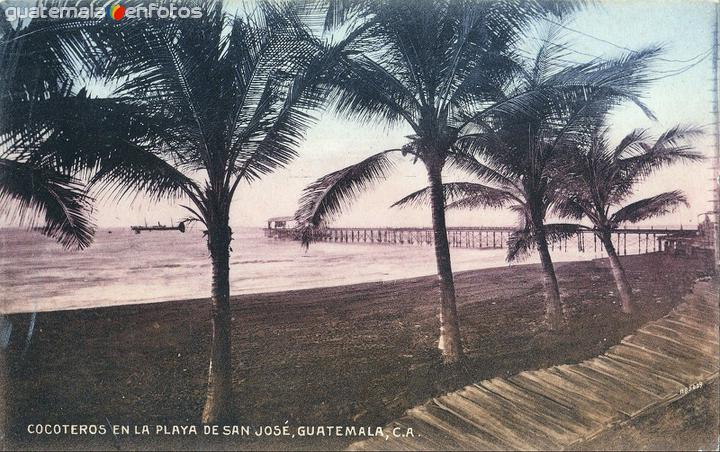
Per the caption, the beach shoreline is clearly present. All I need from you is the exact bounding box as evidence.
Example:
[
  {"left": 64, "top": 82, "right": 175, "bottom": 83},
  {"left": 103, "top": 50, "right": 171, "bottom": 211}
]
[
  {"left": 5, "top": 257, "right": 590, "bottom": 315},
  {"left": 4, "top": 252, "right": 715, "bottom": 450},
  {"left": 0, "top": 226, "right": 635, "bottom": 315}
]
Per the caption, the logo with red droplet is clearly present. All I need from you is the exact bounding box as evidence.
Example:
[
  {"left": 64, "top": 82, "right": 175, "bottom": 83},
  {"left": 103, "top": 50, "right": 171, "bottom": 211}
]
[{"left": 107, "top": 4, "right": 126, "bottom": 20}]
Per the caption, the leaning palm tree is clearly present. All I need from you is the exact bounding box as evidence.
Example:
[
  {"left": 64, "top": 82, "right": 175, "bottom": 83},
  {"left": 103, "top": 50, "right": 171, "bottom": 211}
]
[
  {"left": 2, "top": 2, "right": 339, "bottom": 423},
  {"left": 556, "top": 125, "right": 702, "bottom": 314},
  {"left": 294, "top": 0, "right": 591, "bottom": 363},
  {"left": 391, "top": 40, "right": 662, "bottom": 330}
]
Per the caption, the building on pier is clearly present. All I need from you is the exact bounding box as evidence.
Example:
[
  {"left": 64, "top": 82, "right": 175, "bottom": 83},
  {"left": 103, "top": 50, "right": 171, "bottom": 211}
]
[{"left": 265, "top": 216, "right": 299, "bottom": 239}]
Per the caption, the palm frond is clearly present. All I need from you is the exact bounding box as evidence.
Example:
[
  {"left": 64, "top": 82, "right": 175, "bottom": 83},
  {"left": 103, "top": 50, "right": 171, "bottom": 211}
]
[
  {"left": 544, "top": 222, "right": 586, "bottom": 242},
  {"left": 612, "top": 128, "right": 650, "bottom": 159},
  {"left": 392, "top": 182, "right": 513, "bottom": 209},
  {"left": 233, "top": 30, "right": 342, "bottom": 183},
  {"left": 506, "top": 227, "right": 533, "bottom": 262},
  {"left": 621, "top": 147, "right": 704, "bottom": 184},
  {"left": 2, "top": 91, "right": 199, "bottom": 204},
  {"left": 552, "top": 196, "right": 588, "bottom": 221},
  {"left": 88, "top": 143, "right": 196, "bottom": 204},
  {"left": 610, "top": 190, "right": 688, "bottom": 225},
  {"left": 447, "top": 151, "right": 519, "bottom": 191},
  {"left": 295, "top": 149, "right": 399, "bottom": 230},
  {"left": 617, "top": 125, "right": 704, "bottom": 161},
  {"left": 390, "top": 186, "right": 434, "bottom": 209},
  {"left": 0, "top": 159, "right": 95, "bottom": 249},
  {"left": 653, "top": 124, "right": 705, "bottom": 150},
  {"left": 506, "top": 223, "right": 583, "bottom": 262},
  {"left": 542, "top": 45, "right": 662, "bottom": 120},
  {"left": 327, "top": 52, "right": 423, "bottom": 130},
  {"left": 460, "top": 45, "right": 661, "bottom": 132},
  {"left": 607, "top": 125, "right": 703, "bottom": 205},
  {"left": 322, "top": 0, "right": 363, "bottom": 30},
  {"left": 445, "top": 184, "right": 516, "bottom": 210}
]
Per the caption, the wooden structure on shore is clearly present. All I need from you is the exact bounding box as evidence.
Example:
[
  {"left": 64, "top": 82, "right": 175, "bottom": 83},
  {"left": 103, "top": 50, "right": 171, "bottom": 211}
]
[
  {"left": 265, "top": 222, "right": 694, "bottom": 254},
  {"left": 662, "top": 215, "right": 717, "bottom": 257},
  {"left": 349, "top": 280, "right": 720, "bottom": 451}
]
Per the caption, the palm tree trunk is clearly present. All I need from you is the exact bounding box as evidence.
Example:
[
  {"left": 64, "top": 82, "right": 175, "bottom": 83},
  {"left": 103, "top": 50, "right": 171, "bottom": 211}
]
[
  {"left": 600, "top": 232, "right": 635, "bottom": 314},
  {"left": 202, "top": 223, "right": 234, "bottom": 424},
  {"left": 426, "top": 161, "right": 464, "bottom": 364},
  {"left": 534, "top": 224, "right": 563, "bottom": 330}
]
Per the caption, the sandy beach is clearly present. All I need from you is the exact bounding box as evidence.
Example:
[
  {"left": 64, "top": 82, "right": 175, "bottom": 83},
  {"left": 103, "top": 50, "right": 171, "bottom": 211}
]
[{"left": 4, "top": 252, "right": 715, "bottom": 450}]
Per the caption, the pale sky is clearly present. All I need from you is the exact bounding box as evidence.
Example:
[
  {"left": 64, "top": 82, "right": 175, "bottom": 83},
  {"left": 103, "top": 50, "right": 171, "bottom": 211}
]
[{"left": 38, "top": 1, "right": 720, "bottom": 229}]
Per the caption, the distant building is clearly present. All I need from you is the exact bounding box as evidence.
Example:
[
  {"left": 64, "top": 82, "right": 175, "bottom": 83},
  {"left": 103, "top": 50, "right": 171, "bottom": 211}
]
[
  {"left": 266, "top": 216, "right": 297, "bottom": 230},
  {"left": 265, "top": 216, "right": 298, "bottom": 239},
  {"left": 698, "top": 214, "right": 716, "bottom": 247}
]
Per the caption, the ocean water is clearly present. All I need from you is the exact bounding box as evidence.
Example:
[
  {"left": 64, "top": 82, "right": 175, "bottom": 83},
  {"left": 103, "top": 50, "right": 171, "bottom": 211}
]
[{"left": 0, "top": 227, "right": 644, "bottom": 314}]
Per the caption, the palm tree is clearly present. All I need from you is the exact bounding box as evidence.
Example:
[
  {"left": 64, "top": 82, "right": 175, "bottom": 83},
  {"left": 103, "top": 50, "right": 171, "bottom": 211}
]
[
  {"left": 1, "top": 2, "right": 339, "bottom": 423},
  {"left": 556, "top": 125, "right": 702, "bottom": 314},
  {"left": 391, "top": 42, "right": 662, "bottom": 330},
  {"left": 294, "top": 0, "right": 588, "bottom": 363}
]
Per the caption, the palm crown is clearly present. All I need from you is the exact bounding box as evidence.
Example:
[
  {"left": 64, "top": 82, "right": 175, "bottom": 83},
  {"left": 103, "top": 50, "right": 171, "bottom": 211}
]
[
  {"left": 96, "top": 4, "right": 334, "bottom": 225},
  {"left": 557, "top": 125, "right": 704, "bottom": 231},
  {"left": 296, "top": 19, "right": 663, "bottom": 228}
]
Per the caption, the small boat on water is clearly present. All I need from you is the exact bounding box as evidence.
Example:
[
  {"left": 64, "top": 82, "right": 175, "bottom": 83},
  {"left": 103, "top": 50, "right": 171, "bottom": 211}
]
[{"left": 131, "top": 220, "right": 186, "bottom": 234}]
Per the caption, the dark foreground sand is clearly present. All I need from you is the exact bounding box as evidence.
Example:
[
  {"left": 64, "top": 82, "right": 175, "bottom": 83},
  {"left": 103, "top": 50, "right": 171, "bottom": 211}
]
[{"left": 3, "top": 252, "right": 716, "bottom": 450}]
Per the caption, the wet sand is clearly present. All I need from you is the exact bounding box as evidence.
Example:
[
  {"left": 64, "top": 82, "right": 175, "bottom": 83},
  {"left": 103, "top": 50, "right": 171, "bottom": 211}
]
[{"left": 4, "top": 252, "right": 715, "bottom": 450}]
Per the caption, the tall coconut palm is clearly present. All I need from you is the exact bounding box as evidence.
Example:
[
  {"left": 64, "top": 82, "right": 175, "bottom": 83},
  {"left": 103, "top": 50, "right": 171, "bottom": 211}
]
[
  {"left": 391, "top": 41, "right": 662, "bottom": 330},
  {"left": 556, "top": 125, "right": 702, "bottom": 314},
  {"left": 294, "top": 0, "right": 593, "bottom": 363},
  {"left": 1, "top": 2, "right": 340, "bottom": 423}
]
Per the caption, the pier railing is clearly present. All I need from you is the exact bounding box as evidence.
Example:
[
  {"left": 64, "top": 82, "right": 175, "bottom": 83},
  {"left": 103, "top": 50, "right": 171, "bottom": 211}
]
[{"left": 264, "top": 226, "right": 698, "bottom": 254}]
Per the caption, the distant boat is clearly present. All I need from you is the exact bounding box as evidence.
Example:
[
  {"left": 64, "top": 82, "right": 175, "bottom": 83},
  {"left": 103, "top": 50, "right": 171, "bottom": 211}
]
[{"left": 131, "top": 220, "right": 186, "bottom": 234}]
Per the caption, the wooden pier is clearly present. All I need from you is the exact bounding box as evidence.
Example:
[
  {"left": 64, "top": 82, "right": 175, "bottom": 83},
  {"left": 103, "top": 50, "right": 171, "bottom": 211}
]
[
  {"left": 349, "top": 280, "right": 720, "bottom": 451},
  {"left": 265, "top": 225, "right": 693, "bottom": 254},
  {"left": 304, "top": 227, "right": 515, "bottom": 249}
]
